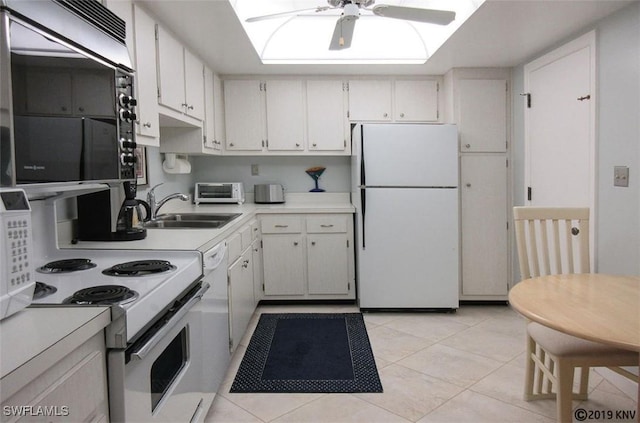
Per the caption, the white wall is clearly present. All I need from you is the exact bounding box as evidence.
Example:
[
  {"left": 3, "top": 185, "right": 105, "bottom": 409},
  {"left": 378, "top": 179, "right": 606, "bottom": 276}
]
[{"left": 510, "top": 2, "right": 640, "bottom": 275}]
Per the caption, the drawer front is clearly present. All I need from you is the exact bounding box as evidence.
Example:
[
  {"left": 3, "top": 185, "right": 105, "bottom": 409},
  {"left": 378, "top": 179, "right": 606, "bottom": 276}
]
[
  {"left": 260, "top": 216, "right": 302, "bottom": 234},
  {"left": 306, "top": 216, "right": 348, "bottom": 233}
]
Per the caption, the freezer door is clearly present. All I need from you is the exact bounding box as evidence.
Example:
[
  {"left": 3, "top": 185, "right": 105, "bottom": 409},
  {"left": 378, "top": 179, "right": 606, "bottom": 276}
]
[
  {"left": 362, "top": 124, "right": 458, "bottom": 187},
  {"left": 357, "top": 187, "right": 459, "bottom": 309}
]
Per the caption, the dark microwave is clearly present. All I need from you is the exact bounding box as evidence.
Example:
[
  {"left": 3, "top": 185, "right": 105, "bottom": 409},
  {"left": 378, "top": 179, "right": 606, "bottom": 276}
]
[{"left": 0, "top": 0, "right": 138, "bottom": 187}]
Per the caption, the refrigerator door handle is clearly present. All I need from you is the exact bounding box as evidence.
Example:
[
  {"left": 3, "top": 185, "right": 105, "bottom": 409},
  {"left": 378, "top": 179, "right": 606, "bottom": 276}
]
[{"left": 360, "top": 188, "right": 366, "bottom": 249}]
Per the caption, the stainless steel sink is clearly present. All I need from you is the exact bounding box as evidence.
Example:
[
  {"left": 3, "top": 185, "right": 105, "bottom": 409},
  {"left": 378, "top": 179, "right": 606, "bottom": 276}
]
[{"left": 144, "top": 213, "right": 241, "bottom": 229}]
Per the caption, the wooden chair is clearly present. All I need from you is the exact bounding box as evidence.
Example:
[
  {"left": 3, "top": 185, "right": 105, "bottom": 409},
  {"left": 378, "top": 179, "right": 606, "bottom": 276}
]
[{"left": 513, "top": 207, "right": 638, "bottom": 423}]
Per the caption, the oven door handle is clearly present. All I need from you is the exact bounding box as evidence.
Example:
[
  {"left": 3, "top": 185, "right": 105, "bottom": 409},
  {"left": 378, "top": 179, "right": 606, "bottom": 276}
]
[{"left": 129, "top": 282, "right": 210, "bottom": 361}]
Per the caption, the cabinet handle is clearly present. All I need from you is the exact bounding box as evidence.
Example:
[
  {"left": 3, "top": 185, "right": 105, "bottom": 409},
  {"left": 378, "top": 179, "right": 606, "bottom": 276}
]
[
  {"left": 61, "top": 106, "right": 67, "bottom": 111},
  {"left": 242, "top": 259, "right": 249, "bottom": 268},
  {"left": 143, "top": 122, "right": 152, "bottom": 128},
  {"left": 320, "top": 224, "right": 334, "bottom": 228},
  {"left": 312, "top": 143, "right": 317, "bottom": 147},
  {"left": 293, "top": 241, "right": 298, "bottom": 246},
  {"left": 295, "top": 143, "right": 300, "bottom": 147},
  {"left": 466, "top": 183, "right": 472, "bottom": 188},
  {"left": 188, "top": 105, "right": 194, "bottom": 110},
  {"left": 229, "top": 142, "right": 235, "bottom": 147},
  {"left": 78, "top": 107, "right": 85, "bottom": 112},
  {"left": 274, "top": 224, "right": 288, "bottom": 228},
  {"left": 311, "top": 241, "right": 316, "bottom": 246},
  {"left": 181, "top": 103, "right": 188, "bottom": 107},
  {"left": 383, "top": 112, "right": 388, "bottom": 118},
  {"left": 400, "top": 113, "right": 405, "bottom": 118},
  {"left": 465, "top": 144, "right": 471, "bottom": 149}
]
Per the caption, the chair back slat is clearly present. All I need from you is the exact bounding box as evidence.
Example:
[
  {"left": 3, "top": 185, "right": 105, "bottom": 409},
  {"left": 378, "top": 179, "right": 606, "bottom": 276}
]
[{"left": 513, "top": 207, "right": 590, "bottom": 279}]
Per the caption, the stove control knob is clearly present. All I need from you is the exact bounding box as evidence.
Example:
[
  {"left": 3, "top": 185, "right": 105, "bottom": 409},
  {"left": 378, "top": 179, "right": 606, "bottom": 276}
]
[{"left": 119, "top": 109, "right": 137, "bottom": 122}]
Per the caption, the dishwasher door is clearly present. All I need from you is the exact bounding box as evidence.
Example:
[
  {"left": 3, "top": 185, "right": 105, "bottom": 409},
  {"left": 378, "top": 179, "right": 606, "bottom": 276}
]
[{"left": 198, "top": 241, "right": 230, "bottom": 408}]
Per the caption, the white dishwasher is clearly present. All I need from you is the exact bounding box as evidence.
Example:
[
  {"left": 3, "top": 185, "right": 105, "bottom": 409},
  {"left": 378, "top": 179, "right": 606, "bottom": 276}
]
[{"left": 197, "top": 241, "right": 230, "bottom": 408}]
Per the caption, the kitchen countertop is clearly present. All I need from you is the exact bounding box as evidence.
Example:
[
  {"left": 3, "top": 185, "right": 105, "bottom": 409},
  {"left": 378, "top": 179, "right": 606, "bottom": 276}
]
[
  {"left": 60, "top": 193, "right": 355, "bottom": 252},
  {"left": 0, "top": 306, "right": 111, "bottom": 384}
]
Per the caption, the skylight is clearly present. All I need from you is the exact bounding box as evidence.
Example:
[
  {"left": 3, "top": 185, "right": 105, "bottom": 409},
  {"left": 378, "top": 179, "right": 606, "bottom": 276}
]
[{"left": 229, "top": 0, "right": 485, "bottom": 65}]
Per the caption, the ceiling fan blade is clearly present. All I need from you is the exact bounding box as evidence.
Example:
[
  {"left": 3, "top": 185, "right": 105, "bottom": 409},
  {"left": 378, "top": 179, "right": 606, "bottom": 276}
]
[
  {"left": 329, "top": 15, "right": 358, "bottom": 50},
  {"left": 246, "top": 6, "right": 330, "bottom": 23},
  {"left": 372, "top": 5, "right": 455, "bottom": 25}
]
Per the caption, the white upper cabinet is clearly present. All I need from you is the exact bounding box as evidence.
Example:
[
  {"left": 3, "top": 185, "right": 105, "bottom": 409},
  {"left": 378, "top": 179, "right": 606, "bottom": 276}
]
[
  {"left": 156, "top": 26, "right": 204, "bottom": 122},
  {"left": 395, "top": 80, "right": 439, "bottom": 122},
  {"left": 348, "top": 80, "right": 392, "bottom": 121},
  {"left": 183, "top": 49, "right": 205, "bottom": 121},
  {"left": 131, "top": 4, "right": 159, "bottom": 144},
  {"left": 457, "top": 79, "right": 508, "bottom": 152},
  {"left": 223, "top": 78, "right": 350, "bottom": 155},
  {"left": 224, "top": 79, "right": 264, "bottom": 151},
  {"left": 265, "top": 80, "right": 305, "bottom": 151},
  {"left": 348, "top": 79, "right": 440, "bottom": 122},
  {"left": 306, "top": 80, "right": 348, "bottom": 152},
  {"left": 203, "top": 68, "right": 224, "bottom": 152}
]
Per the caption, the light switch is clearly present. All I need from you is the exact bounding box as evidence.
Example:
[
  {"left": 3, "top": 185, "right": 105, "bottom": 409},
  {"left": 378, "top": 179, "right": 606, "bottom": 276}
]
[
  {"left": 251, "top": 164, "right": 259, "bottom": 176},
  {"left": 614, "top": 166, "right": 629, "bottom": 187}
]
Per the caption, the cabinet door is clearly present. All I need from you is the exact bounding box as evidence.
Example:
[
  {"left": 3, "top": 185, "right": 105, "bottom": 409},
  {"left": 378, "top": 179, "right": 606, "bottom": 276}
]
[
  {"left": 24, "top": 70, "right": 72, "bottom": 115},
  {"left": 307, "top": 80, "right": 348, "bottom": 152},
  {"left": 458, "top": 79, "right": 507, "bottom": 152},
  {"left": 73, "top": 70, "right": 115, "bottom": 117},
  {"left": 251, "top": 238, "right": 263, "bottom": 305},
  {"left": 203, "top": 67, "right": 218, "bottom": 151},
  {"left": 262, "top": 235, "right": 305, "bottom": 295},
  {"left": 395, "top": 80, "right": 438, "bottom": 122},
  {"left": 224, "top": 80, "right": 264, "bottom": 151},
  {"left": 460, "top": 155, "right": 508, "bottom": 296},
  {"left": 307, "top": 234, "right": 349, "bottom": 295},
  {"left": 156, "top": 26, "right": 185, "bottom": 113},
  {"left": 348, "top": 80, "right": 392, "bottom": 121},
  {"left": 132, "top": 4, "right": 159, "bottom": 142},
  {"left": 265, "top": 80, "right": 305, "bottom": 151},
  {"left": 228, "top": 250, "right": 255, "bottom": 352},
  {"left": 184, "top": 49, "right": 205, "bottom": 120},
  {"left": 212, "top": 72, "right": 225, "bottom": 151}
]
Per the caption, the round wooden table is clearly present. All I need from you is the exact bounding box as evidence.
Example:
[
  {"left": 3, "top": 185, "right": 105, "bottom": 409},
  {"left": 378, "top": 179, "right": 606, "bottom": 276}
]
[{"left": 509, "top": 273, "right": 640, "bottom": 420}]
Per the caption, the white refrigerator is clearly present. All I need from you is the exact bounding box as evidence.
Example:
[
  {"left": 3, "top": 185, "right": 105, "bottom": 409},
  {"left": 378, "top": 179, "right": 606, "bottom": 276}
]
[{"left": 352, "top": 123, "right": 459, "bottom": 309}]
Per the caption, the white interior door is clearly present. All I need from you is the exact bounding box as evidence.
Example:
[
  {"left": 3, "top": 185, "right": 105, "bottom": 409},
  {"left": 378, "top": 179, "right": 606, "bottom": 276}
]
[{"left": 524, "top": 31, "right": 596, "bottom": 266}]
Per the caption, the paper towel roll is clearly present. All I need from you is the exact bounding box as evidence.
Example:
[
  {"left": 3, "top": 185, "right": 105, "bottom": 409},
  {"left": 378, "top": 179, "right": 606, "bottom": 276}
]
[{"left": 162, "top": 153, "right": 191, "bottom": 174}]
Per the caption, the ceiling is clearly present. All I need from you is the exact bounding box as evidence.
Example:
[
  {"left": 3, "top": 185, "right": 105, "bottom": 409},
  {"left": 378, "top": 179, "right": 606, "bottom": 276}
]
[{"left": 136, "top": 0, "right": 636, "bottom": 76}]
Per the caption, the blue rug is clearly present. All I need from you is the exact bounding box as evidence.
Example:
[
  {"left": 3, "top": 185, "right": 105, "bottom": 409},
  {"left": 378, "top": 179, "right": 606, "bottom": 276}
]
[{"left": 230, "top": 313, "right": 383, "bottom": 393}]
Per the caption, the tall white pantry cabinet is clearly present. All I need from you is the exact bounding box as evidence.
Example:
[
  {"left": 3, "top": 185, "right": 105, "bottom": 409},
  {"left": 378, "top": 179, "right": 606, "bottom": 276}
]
[{"left": 444, "top": 68, "right": 511, "bottom": 301}]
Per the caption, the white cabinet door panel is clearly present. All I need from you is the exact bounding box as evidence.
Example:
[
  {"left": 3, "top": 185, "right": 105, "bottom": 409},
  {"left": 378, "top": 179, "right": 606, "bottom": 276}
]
[
  {"left": 224, "top": 80, "right": 264, "bottom": 151},
  {"left": 395, "top": 80, "right": 438, "bottom": 122},
  {"left": 307, "top": 234, "right": 349, "bottom": 295},
  {"left": 184, "top": 49, "right": 204, "bottom": 120},
  {"left": 132, "top": 4, "right": 159, "bottom": 142},
  {"left": 460, "top": 155, "right": 508, "bottom": 296},
  {"left": 307, "top": 80, "right": 347, "bottom": 151},
  {"left": 348, "top": 80, "right": 392, "bottom": 121},
  {"left": 156, "top": 26, "right": 185, "bottom": 113},
  {"left": 458, "top": 79, "right": 507, "bottom": 152},
  {"left": 265, "top": 80, "right": 305, "bottom": 151},
  {"left": 262, "top": 235, "right": 305, "bottom": 295}
]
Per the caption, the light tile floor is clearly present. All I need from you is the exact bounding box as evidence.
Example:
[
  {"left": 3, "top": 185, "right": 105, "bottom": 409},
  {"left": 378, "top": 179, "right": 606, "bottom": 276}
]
[{"left": 204, "top": 304, "right": 638, "bottom": 423}]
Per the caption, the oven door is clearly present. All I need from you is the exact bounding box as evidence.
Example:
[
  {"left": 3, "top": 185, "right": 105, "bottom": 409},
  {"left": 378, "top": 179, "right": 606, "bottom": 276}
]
[{"left": 108, "top": 282, "right": 210, "bottom": 423}]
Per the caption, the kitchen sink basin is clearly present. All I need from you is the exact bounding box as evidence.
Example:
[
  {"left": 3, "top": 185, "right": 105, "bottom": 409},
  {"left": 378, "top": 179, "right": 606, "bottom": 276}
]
[{"left": 144, "top": 213, "right": 241, "bottom": 229}]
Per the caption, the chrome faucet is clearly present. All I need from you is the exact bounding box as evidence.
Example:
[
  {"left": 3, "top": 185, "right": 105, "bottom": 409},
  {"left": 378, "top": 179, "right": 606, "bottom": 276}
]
[{"left": 147, "top": 183, "right": 189, "bottom": 219}]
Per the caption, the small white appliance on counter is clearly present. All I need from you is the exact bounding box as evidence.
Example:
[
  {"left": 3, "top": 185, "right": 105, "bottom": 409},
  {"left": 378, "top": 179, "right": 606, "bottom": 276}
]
[
  {"left": 195, "top": 182, "right": 245, "bottom": 204},
  {"left": 0, "top": 188, "right": 35, "bottom": 321},
  {"left": 352, "top": 123, "right": 460, "bottom": 310}
]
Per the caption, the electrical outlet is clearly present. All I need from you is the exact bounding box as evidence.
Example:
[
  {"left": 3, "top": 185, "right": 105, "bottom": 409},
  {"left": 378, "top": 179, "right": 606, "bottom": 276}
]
[
  {"left": 614, "top": 166, "right": 629, "bottom": 187},
  {"left": 251, "top": 164, "right": 259, "bottom": 176}
]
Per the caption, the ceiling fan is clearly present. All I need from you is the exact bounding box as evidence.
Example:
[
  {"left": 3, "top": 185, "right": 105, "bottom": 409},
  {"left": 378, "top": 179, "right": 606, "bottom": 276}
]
[{"left": 246, "top": 0, "right": 456, "bottom": 50}]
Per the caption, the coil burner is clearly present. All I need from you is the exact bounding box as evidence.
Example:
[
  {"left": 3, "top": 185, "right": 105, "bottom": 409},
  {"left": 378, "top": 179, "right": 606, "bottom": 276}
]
[
  {"left": 102, "top": 260, "right": 176, "bottom": 277},
  {"left": 63, "top": 285, "right": 139, "bottom": 305},
  {"left": 37, "top": 258, "right": 97, "bottom": 273},
  {"left": 32, "top": 282, "right": 57, "bottom": 300}
]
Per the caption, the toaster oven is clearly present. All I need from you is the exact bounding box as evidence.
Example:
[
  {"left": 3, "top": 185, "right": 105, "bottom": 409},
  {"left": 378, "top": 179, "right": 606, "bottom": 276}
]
[{"left": 195, "top": 183, "right": 245, "bottom": 205}]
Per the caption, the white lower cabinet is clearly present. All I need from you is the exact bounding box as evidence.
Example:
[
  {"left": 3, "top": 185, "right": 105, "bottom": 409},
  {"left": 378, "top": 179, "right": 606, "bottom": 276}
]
[
  {"left": 460, "top": 154, "right": 509, "bottom": 299},
  {"left": 227, "top": 220, "right": 260, "bottom": 352},
  {"left": 1, "top": 333, "right": 109, "bottom": 423},
  {"left": 258, "top": 214, "right": 355, "bottom": 300}
]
